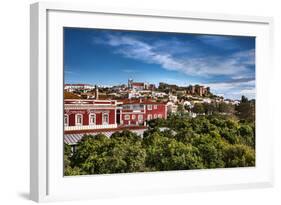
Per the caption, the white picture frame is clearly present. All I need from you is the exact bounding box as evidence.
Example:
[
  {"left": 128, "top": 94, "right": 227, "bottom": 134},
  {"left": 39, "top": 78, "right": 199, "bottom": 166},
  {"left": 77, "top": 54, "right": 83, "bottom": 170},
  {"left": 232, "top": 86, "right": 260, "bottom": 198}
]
[{"left": 30, "top": 2, "right": 274, "bottom": 202}]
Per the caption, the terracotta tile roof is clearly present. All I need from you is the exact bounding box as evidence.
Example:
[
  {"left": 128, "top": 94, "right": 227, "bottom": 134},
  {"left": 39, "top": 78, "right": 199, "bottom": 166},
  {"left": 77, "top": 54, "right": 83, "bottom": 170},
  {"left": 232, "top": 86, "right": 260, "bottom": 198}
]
[
  {"left": 118, "top": 99, "right": 166, "bottom": 105},
  {"left": 64, "top": 99, "right": 116, "bottom": 105},
  {"left": 132, "top": 82, "right": 145, "bottom": 86}
]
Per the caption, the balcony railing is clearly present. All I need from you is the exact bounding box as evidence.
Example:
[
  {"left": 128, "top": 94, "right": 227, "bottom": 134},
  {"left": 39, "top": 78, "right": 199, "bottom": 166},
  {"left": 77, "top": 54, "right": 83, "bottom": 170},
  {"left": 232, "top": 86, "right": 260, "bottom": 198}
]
[{"left": 65, "top": 124, "right": 117, "bottom": 131}]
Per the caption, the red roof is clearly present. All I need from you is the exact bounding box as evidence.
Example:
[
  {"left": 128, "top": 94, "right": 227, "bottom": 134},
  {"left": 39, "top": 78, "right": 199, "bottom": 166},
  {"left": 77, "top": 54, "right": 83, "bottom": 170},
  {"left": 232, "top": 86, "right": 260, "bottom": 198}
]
[
  {"left": 64, "top": 99, "right": 116, "bottom": 105},
  {"left": 132, "top": 82, "right": 144, "bottom": 86},
  {"left": 118, "top": 99, "right": 166, "bottom": 105}
]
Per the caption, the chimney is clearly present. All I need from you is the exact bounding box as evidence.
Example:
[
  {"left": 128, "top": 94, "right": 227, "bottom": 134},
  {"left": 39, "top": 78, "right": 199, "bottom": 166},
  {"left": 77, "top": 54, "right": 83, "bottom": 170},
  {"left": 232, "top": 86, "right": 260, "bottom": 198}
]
[{"left": 95, "top": 85, "right": 99, "bottom": 100}]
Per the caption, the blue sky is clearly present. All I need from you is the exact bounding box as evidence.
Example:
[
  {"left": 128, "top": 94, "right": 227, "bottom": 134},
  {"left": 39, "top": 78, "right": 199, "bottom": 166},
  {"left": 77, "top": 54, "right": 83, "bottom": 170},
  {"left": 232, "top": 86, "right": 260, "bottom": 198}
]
[{"left": 64, "top": 28, "right": 255, "bottom": 100}]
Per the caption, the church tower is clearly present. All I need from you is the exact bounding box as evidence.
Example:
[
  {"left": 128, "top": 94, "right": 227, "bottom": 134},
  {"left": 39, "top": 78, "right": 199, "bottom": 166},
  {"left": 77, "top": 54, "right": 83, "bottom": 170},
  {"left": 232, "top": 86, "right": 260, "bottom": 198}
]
[{"left": 128, "top": 78, "right": 133, "bottom": 89}]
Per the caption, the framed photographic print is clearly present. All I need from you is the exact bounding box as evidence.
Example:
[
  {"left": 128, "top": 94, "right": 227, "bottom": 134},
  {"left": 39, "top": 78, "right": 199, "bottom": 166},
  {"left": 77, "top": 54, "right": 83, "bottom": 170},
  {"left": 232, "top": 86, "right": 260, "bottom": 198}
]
[{"left": 30, "top": 2, "right": 274, "bottom": 202}]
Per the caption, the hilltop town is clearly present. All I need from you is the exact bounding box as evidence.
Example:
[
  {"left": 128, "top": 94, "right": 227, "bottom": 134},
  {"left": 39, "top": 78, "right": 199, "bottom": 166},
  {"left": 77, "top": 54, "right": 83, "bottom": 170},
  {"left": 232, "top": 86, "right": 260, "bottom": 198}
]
[
  {"left": 64, "top": 79, "right": 240, "bottom": 114},
  {"left": 63, "top": 79, "right": 256, "bottom": 175},
  {"left": 63, "top": 79, "right": 251, "bottom": 145}
]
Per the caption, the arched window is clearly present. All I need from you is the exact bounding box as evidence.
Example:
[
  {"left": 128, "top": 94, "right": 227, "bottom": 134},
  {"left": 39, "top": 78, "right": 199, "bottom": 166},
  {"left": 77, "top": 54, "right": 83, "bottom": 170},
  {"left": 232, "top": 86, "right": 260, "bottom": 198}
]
[
  {"left": 89, "top": 113, "right": 96, "bottom": 125},
  {"left": 138, "top": 114, "right": 143, "bottom": 121},
  {"left": 125, "top": 115, "right": 130, "bottom": 120},
  {"left": 132, "top": 114, "right": 136, "bottom": 120},
  {"left": 103, "top": 113, "right": 109, "bottom": 124},
  {"left": 64, "top": 114, "right": 68, "bottom": 126},
  {"left": 75, "top": 114, "right": 83, "bottom": 126}
]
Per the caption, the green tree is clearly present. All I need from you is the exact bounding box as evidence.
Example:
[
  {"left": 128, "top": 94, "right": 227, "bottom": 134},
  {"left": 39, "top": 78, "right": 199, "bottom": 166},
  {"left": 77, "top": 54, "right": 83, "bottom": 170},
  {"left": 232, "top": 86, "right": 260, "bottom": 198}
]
[
  {"left": 191, "top": 134, "right": 225, "bottom": 168},
  {"left": 64, "top": 143, "right": 83, "bottom": 176},
  {"left": 71, "top": 133, "right": 146, "bottom": 174},
  {"left": 177, "top": 104, "right": 185, "bottom": 115},
  {"left": 238, "top": 124, "right": 255, "bottom": 148},
  {"left": 223, "top": 144, "right": 255, "bottom": 167},
  {"left": 236, "top": 96, "right": 255, "bottom": 122},
  {"left": 203, "top": 103, "right": 217, "bottom": 115},
  {"left": 192, "top": 103, "right": 205, "bottom": 114},
  {"left": 64, "top": 112, "right": 256, "bottom": 175},
  {"left": 147, "top": 118, "right": 166, "bottom": 129},
  {"left": 218, "top": 102, "right": 235, "bottom": 114},
  {"left": 145, "top": 132, "right": 204, "bottom": 170}
]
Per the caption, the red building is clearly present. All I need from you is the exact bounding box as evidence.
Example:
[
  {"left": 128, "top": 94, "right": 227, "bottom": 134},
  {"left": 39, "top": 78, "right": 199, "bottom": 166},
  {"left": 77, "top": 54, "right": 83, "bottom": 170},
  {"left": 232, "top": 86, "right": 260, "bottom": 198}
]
[
  {"left": 131, "top": 82, "right": 145, "bottom": 91},
  {"left": 64, "top": 99, "right": 167, "bottom": 132},
  {"left": 119, "top": 99, "right": 167, "bottom": 126},
  {"left": 64, "top": 99, "right": 118, "bottom": 131}
]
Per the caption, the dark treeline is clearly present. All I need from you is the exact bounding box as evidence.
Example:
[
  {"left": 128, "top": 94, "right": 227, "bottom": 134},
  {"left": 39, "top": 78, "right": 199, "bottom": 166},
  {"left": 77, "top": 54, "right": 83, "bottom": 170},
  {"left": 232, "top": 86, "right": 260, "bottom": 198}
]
[{"left": 64, "top": 97, "right": 255, "bottom": 175}]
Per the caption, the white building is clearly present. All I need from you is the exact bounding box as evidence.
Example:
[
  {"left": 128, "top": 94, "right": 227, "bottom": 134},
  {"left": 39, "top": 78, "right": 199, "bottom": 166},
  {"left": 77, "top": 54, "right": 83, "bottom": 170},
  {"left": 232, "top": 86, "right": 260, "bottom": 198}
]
[
  {"left": 152, "top": 91, "right": 167, "bottom": 98},
  {"left": 203, "top": 98, "right": 212, "bottom": 104},
  {"left": 64, "top": 84, "right": 94, "bottom": 91},
  {"left": 128, "top": 91, "right": 142, "bottom": 99},
  {"left": 169, "top": 94, "right": 178, "bottom": 103},
  {"left": 166, "top": 101, "right": 178, "bottom": 114},
  {"left": 183, "top": 100, "right": 192, "bottom": 108}
]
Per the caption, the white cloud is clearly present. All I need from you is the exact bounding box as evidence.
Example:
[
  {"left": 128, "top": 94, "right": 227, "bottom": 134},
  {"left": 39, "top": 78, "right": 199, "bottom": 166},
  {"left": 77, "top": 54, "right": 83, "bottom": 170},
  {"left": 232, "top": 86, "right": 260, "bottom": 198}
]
[
  {"left": 229, "top": 88, "right": 256, "bottom": 100},
  {"left": 202, "top": 80, "right": 255, "bottom": 100},
  {"left": 93, "top": 33, "right": 255, "bottom": 99},
  {"left": 204, "top": 80, "right": 255, "bottom": 90},
  {"left": 95, "top": 34, "right": 254, "bottom": 80}
]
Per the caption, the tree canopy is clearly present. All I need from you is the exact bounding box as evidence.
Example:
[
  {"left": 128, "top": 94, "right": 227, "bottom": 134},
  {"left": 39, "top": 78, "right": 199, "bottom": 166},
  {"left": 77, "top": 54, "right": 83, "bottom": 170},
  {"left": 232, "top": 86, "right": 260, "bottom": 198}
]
[{"left": 65, "top": 112, "right": 255, "bottom": 175}]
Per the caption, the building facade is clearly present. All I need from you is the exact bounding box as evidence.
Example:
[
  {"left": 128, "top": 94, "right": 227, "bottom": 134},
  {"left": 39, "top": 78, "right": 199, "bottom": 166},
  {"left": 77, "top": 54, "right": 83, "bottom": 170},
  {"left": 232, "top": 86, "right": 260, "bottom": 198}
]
[
  {"left": 187, "top": 85, "right": 210, "bottom": 96},
  {"left": 64, "top": 99, "right": 168, "bottom": 131},
  {"left": 64, "top": 99, "right": 118, "bottom": 131},
  {"left": 64, "top": 84, "right": 94, "bottom": 92},
  {"left": 120, "top": 100, "right": 167, "bottom": 126},
  {"left": 166, "top": 101, "right": 178, "bottom": 114},
  {"left": 128, "top": 79, "right": 155, "bottom": 91}
]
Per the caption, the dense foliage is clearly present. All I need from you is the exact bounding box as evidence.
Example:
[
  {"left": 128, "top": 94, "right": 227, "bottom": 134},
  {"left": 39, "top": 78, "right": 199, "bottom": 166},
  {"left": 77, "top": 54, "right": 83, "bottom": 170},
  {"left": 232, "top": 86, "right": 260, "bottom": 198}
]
[{"left": 64, "top": 104, "right": 255, "bottom": 175}]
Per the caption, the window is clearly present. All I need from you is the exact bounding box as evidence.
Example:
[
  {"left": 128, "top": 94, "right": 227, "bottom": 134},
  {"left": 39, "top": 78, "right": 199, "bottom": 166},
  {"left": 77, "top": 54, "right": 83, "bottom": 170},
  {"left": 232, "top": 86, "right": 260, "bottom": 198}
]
[
  {"left": 132, "top": 104, "right": 144, "bottom": 110},
  {"left": 138, "top": 115, "right": 143, "bottom": 121},
  {"left": 147, "top": 114, "right": 152, "bottom": 120},
  {"left": 125, "top": 114, "right": 130, "bottom": 120},
  {"left": 64, "top": 114, "right": 68, "bottom": 126},
  {"left": 154, "top": 105, "right": 158, "bottom": 109},
  {"left": 147, "top": 105, "right": 152, "bottom": 110},
  {"left": 154, "top": 114, "right": 157, "bottom": 119},
  {"left": 75, "top": 114, "right": 83, "bottom": 126},
  {"left": 89, "top": 113, "right": 96, "bottom": 125},
  {"left": 132, "top": 115, "right": 136, "bottom": 120},
  {"left": 103, "top": 113, "right": 109, "bottom": 124},
  {"left": 123, "top": 105, "right": 131, "bottom": 110},
  {"left": 158, "top": 114, "right": 162, "bottom": 118}
]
